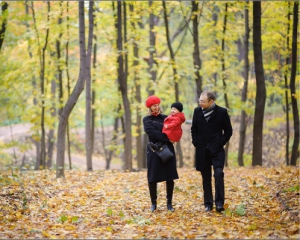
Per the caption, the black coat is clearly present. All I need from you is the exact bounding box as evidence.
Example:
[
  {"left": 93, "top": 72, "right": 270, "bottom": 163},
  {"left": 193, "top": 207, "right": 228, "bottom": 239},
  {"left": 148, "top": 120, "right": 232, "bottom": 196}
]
[
  {"left": 143, "top": 114, "right": 179, "bottom": 183},
  {"left": 191, "top": 105, "right": 233, "bottom": 171}
]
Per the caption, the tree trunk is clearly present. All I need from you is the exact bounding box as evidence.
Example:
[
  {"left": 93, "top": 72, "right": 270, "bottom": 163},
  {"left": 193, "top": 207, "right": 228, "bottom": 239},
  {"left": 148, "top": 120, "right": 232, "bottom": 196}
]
[
  {"left": 85, "top": 1, "right": 95, "bottom": 172},
  {"left": 162, "top": 1, "right": 183, "bottom": 167},
  {"left": 221, "top": 3, "right": 229, "bottom": 109},
  {"left": 25, "top": 2, "right": 40, "bottom": 169},
  {"left": 47, "top": 78, "right": 56, "bottom": 168},
  {"left": 123, "top": 1, "right": 132, "bottom": 169},
  {"left": 252, "top": 2, "right": 266, "bottom": 166},
  {"left": 159, "top": 8, "right": 192, "bottom": 58},
  {"left": 130, "top": 4, "right": 143, "bottom": 169},
  {"left": 192, "top": 1, "right": 203, "bottom": 99},
  {"left": 91, "top": 26, "right": 97, "bottom": 154},
  {"left": 56, "top": 1, "right": 91, "bottom": 178},
  {"left": 238, "top": 2, "right": 250, "bottom": 167},
  {"left": 290, "top": 2, "right": 299, "bottom": 166},
  {"left": 105, "top": 116, "right": 119, "bottom": 169},
  {"left": 57, "top": 5, "right": 63, "bottom": 117},
  {"left": 221, "top": 3, "right": 230, "bottom": 167},
  {"left": 212, "top": 5, "right": 219, "bottom": 88},
  {"left": 34, "top": 140, "right": 40, "bottom": 170},
  {"left": 117, "top": 2, "right": 132, "bottom": 170},
  {"left": 146, "top": 2, "right": 159, "bottom": 167},
  {"left": 39, "top": 1, "right": 50, "bottom": 169},
  {"left": 65, "top": 1, "right": 72, "bottom": 170},
  {"left": 47, "top": 6, "right": 63, "bottom": 169},
  {"left": 284, "top": 3, "right": 291, "bottom": 165},
  {"left": 148, "top": 0, "right": 158, "bottom": 96},
  {"left": 0, "top": 2, "right": 8, "bottom": 52}
]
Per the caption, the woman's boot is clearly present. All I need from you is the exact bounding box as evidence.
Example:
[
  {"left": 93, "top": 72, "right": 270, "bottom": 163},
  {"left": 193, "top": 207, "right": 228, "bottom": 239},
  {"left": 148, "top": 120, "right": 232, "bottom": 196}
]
[
  {"left": 148, "top": 182, "right": 157, "bottom": 212},
  {"left": 166, "top": 180, "right": 174, "bottom": 212}
]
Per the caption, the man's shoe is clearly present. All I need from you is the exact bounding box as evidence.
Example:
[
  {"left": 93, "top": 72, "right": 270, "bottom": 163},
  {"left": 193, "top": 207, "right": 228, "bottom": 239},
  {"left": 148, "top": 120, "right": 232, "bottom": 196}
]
[
  {"left": 216, "top": 205, "right": 225, "bottom": 212},
  {"left": 167, "top": 203, "right": 174, "bottom": 212},
  {"left": 150, "top": 203, "right": 157, "bottom": 212},
  {"left": 205, "top": 206, "right": 213, "bottom": 212}
]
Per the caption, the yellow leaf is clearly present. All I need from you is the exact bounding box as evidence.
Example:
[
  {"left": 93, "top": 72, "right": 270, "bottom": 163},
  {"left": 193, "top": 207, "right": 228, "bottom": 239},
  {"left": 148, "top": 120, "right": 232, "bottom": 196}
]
[{"left": 16, "top": 211, "right": 22, "bottom": 219}]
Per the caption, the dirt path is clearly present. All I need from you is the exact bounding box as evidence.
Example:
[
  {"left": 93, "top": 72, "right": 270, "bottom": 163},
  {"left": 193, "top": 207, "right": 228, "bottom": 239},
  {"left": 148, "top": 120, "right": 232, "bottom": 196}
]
[
  {"left": 0, "top": 123, "right": 121, "bottom": 170},
  {"left": 0, "top": 123, "right": 32, "bottom": 141},
  {"left": 68, "top": 153, "right": 121, "bottom": 170}
]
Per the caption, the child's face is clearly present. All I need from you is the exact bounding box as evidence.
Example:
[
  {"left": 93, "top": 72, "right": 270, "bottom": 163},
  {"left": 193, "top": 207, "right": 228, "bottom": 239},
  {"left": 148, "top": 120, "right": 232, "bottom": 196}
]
[{"left": 171, "top": 107, "right": 180, "bottom": 114}]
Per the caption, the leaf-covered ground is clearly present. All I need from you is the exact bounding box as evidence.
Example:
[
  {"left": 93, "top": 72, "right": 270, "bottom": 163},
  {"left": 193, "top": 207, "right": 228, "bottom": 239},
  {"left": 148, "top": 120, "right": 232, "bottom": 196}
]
[{"left": 0, "top": 166, "right": 299, "bottom": 239}]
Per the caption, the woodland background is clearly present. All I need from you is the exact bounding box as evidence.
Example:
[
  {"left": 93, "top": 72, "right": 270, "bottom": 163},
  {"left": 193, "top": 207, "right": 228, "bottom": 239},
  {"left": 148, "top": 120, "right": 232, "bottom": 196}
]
[
  {"left": 0, "top": 1, "right": 299, "bottom": 177},
  {"left": 0, "top": 1, "right": 299, "bottom": 239}
]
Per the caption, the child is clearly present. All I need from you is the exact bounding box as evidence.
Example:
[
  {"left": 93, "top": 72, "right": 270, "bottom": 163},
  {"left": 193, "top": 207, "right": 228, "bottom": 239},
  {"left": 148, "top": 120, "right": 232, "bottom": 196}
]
[{"left": 162, "top": 102, "right": 186, "bottom": 143}]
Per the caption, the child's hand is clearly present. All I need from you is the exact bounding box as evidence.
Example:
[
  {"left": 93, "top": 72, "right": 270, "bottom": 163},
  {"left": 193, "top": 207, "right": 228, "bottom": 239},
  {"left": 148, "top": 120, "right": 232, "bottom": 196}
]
[{"left": 164, "top": 124, "right": 168, "bottom": 129}]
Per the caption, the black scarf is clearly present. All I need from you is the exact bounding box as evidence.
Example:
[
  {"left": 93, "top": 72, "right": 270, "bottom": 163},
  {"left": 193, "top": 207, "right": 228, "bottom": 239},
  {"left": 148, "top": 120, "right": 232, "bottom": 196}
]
[{"left": 202, "top": 103, "right": 216, "bottom": 122}]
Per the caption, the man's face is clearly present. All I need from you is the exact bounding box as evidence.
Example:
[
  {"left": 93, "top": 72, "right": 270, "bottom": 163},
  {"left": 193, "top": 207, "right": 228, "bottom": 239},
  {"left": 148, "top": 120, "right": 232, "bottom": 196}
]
[{"left": 198, "top": 94, "right": 214, "bottom": 110}]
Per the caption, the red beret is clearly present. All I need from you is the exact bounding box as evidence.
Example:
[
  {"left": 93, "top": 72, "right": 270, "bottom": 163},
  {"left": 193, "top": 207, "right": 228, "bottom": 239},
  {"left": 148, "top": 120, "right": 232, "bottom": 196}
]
[{"left": 145, "top": 95, "right": 161, "bottom": 108}]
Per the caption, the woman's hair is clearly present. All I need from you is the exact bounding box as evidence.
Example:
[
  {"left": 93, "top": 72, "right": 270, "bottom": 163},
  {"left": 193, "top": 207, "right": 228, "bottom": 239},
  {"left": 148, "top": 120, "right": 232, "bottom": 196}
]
[
  {"left": 147, "top": 106, "right": 163, "bottom": 116},
  {"left": 201, "top": 90, "right": 216, "bottom": 101}
]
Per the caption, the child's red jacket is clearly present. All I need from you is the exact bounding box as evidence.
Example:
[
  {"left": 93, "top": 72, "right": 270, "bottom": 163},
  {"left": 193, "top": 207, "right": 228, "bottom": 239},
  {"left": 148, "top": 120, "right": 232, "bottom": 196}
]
[{"left": 162, "top": 112, "right": 186, "bottom": 142}]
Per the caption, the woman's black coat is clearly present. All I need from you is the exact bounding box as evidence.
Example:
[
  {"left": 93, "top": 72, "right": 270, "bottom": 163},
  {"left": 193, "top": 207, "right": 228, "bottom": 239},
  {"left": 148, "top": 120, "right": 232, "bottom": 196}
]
[
  {"left": 191, "top": 105, "right": 233, "bottom": 171},
  {"left": 143, "top": 114, "right": 179, "bottom": 183}
]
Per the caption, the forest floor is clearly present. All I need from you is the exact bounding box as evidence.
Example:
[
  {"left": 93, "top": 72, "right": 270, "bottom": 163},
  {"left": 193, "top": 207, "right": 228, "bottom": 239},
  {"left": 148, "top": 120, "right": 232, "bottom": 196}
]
[{"left": 0, "top": 166, "right": 299, "bottom": 239}]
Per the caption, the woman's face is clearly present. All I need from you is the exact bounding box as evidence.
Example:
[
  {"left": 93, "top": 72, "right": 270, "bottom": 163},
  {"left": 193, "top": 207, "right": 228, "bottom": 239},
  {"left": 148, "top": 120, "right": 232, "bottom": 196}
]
[{"left": 150, "top": 104, "right": 160, "bottom": 113}]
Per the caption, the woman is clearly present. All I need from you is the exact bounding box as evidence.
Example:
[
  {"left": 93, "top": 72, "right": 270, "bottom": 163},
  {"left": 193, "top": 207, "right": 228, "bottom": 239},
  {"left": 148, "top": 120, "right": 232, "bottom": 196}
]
[{"left": 143, "top": 95, "right": 179, "bottom": 212}]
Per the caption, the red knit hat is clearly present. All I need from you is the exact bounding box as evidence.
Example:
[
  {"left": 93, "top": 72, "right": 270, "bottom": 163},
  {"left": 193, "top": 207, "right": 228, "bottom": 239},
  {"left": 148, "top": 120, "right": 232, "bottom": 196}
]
[{"left": 145, "top": 95, "right": 161, "bottom": 108}]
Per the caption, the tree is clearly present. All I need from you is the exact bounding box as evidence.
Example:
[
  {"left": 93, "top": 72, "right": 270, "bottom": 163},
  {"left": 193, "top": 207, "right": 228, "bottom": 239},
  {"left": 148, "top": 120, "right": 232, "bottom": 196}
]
[
  {"left": 221, "top": 3, "right": 230, "bottom": 166},
  {"left": 252, "top": 1, "right": 266, "bottom": 166},
  {"left": 0, "top": 2, "right": 8, "bottom": 52},
  {"left": 191, "top": 1, "right": 203, "bottom": 98},
  {"left": 65, "top": 1, "right": 72, "bottom": 170},
  {"left": 238, "top": 2, "right": 250, "bottom": 167},
  {"left": 148, "top": 0, "right": 158, "bottom": 96},
  {"left": 31, "top": 1, "right": 50, "bottom": 169},
  {"left": 290, "top": 2, "right": 299, "bottom": 166},
  {"left": 85, "top": 1, "right": 95, "bottom": 171},
  {"left": 129, "top": 4, "right": 143, "bottom": 169},
  {"left": 91, "top": 22, "right": 97, "bottom": 156},
  {"left": 116, "top": 1, "right": 132, "bottom": 170},
  {"left": 142, "top": 0, "right": 160, "bottom": 168},
  {"left": 284, "top": 3, "right": 291, "bottom": 165},
  {"left": 47, "top": 3, "right": 64, "bottom": 169},
  {"left": 159, "top": 4, "right": 192, "bottom": 59},
  {"left": 56, "top": 1, "right": 94, "bottom": 178},
  {"left": 24, "top": 1, "right": 40, "bottom": 169}
]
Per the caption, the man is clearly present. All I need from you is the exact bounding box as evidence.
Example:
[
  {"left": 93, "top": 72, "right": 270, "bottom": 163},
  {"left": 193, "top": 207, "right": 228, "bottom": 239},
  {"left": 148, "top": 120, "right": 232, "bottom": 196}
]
[{"left": 191, "top": 91, "right": 232, "bottom": 212}]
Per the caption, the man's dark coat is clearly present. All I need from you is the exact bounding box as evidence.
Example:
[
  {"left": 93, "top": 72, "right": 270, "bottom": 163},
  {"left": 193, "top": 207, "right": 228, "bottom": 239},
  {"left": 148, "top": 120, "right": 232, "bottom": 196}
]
[
  {"left": 143, "top": 114, "right": 179, "bottom": 183},
  {"left": 191, "top": 105, "right": 233, "bottom": 171}
]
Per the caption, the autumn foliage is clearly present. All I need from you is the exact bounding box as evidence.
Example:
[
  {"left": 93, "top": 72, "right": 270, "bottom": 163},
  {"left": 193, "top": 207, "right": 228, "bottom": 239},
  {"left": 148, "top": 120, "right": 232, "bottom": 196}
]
[{"left": 0, "top": 166, "right": 299, "bottom": 239}]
